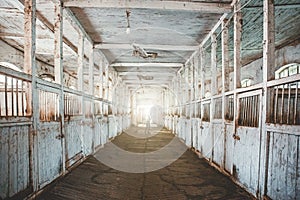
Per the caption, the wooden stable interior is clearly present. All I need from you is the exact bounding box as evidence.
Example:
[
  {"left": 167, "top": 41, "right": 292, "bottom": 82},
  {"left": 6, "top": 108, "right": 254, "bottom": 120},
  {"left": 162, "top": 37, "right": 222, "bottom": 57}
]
[{"left": 0, "top": 0, "right": 300, "bottom": 199}]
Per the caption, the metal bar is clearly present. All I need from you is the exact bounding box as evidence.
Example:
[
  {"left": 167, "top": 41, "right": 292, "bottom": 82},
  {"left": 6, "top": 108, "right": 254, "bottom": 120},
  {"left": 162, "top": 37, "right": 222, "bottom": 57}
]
[
  {"left": 5, "top": 75, "right": 8, "bottom": 116},
  {"left": 16, "top": 79, "right": 19, "bottom": 116},
  {"left": 249, "top": 96, "right": 253, "bottom": 126},
  {"left": 21, "top": 81, "right": 24, "bottom": 116},
  {"left": 255, "top": 95, "right": 259, "bottom": 127},
  {"left": 11, "top": 77, "right": 14, "bottom": 116},
  {"left": 287, "top": 83, "right": 291, "bottom": 124},
  {"left": 294, "top": 82, "right": 298, "bottom": 125},
  {"left": 280, "top": 86, "right": 284, "bottom": 124},
  {"left": 274, "top": 86, "right": 279, "bottom": 123}
]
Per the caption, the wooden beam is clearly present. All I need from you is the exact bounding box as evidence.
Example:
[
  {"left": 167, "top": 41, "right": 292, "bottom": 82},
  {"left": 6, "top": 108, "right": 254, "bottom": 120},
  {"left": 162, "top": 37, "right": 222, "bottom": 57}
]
[
  {"left": 78, "top": 33, "right": 84, "bottom": 91},
  {"left": 182, "top": 13, "right": 228, "bottom": 73},
  {"left": 232, "top": 0, "right": 241, "bottom": 149},
  {"left": 63, "top": 0, "right": 232, "bottom": 13},
  {"left": 222, "top": 19, "right": 229, "bottom": 93},
  {"left": 95, "top": 43, "right": 198, "bottom": 51},
  {"left": 54, "top": 1, "right": 63, "bottom": 84},
  {"left": 200, "top": 47, "right": 205, "bottom": 100},
  {"left": 64, "top": 7, "right": 93, "bottom": 45},
  {"left": 233, "top": 3, "right": 242, "bottom": 89},
  {"left": 118, "top": 71, "right": 175, "bottom": 76},
  {"left": 54, "top": 0, "right": 66, "bottom": 174},
  {"left": 211, "top": 33, "right": 217, "bottom": 96},
  {"left": 24, "top": 0, "right": 38, "bottom": 191},
  {"left": 123, "top": 80, "right": 170, "bottom": 84},
  {"left": 260, "top": 0, "right": 275, "bottom": 197},
  {"left": 89, "top": 44, "right": 94, "bottom": 95},
  {"left": 110, "top": 62, "right": 183, "bottom": 68}
]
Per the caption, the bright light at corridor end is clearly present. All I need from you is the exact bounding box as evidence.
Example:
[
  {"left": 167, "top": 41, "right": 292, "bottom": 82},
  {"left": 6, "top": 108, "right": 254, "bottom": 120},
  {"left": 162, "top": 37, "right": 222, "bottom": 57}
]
[{"left": 93, "top": 86, "right": 188, "bottom": 173}]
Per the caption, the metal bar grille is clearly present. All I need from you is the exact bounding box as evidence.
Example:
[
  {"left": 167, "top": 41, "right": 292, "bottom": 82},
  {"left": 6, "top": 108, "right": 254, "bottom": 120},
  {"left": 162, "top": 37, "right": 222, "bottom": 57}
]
[
  {"left": 269, "top": 80, "right": 300, "bottom": 125},
  {"left": 238, "top": 94, "right": 260, "bottom": 127}
]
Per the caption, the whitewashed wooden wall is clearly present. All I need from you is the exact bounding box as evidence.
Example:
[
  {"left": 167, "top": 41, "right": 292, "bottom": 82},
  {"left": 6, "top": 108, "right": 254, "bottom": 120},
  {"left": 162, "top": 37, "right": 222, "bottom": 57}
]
[{"left": 163, "top": 1, "right": 300, "bottom": 198}]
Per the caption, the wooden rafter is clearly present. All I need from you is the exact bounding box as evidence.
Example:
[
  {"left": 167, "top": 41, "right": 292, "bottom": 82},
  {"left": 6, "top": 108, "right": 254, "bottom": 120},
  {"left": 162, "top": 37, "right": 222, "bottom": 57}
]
[
  {"left": 63, "top": 0, "right": 232, "bottom": 13},
  {"left": 95, "top": 43, "right": 198, "bottom": 51}
]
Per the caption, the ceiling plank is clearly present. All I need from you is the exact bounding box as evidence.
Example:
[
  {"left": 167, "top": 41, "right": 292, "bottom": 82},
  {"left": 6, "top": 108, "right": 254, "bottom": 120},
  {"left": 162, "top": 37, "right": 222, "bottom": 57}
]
[
  {"left": 63, "top": 0, "right": 232, "bottom": 13},
  {"left": 123, "top": 80, "right": 171, "bottom": 84},
  {"left": 111, "top": 62, "right": 183, "bottom": 68},
  {"left": 118, "top": 71, "right": 175, "bottom": 76},
  {"left": 95, "top": 43, "right": 199, "bottom": 51}
]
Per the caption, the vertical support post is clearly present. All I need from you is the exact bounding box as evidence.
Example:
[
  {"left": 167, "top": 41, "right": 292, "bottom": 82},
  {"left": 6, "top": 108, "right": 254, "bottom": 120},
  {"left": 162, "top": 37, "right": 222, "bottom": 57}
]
[
  {"left": 222, "top": 19, "right": 229, "bottom": 94},
  {"left": 89, "top": 44, "right": 94, "bottom": 96},
  {"left": 194, "top": 54, "right": 199, "bottom": 99},
  {"left": 99, "top": 57, "right": 103, "bottom": 99},
  {"left": 200, "top": 47, "right": 205, "bottom": 119},
  {"left": 78, "top": 34, "right": 84, "bottom": 93},
  {"left": 260, "top": 0, "right": 275, "bottom": 197},
  {"left": 88, "top": 43, "right": 95, "bottom": 151},
  {"left": 211, "top": 33, "right": 217, "bottom": 97},
  {"left": 54, "top": 0, "right": 66, "bottom": 174},
  {"left": 221, "top": 18, "right": 229, "bottom": 170},
  {"left": 24, "top": 0, "right": 38, "bottom": 190},
  {"left": 233, "top": 1, "right": 242, "bottom": 137},
  {"left": 77, "top": 33, "right": 85, "bottom": 154},
  {"left": 210, "top": 33, "right": 217, "bottom": 161}
]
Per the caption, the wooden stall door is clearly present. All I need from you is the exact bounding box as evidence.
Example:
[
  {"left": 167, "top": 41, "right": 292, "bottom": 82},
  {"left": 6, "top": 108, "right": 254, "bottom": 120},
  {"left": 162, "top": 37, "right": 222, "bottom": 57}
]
[
  {"left": 233, "top": 90, "right": 262, "bottom": 196},
  {"left": 38, "top": 122, "right": 63, "bottom": 189}
]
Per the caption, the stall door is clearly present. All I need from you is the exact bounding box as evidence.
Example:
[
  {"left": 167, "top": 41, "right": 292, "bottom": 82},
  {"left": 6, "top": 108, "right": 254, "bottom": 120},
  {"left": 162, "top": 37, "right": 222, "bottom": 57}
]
[
  {"left": 233, "top": 90, "right": 262, "bottom": 196},
  {"left": 38, "top": 122, "right": 63, "bottom": 188}
]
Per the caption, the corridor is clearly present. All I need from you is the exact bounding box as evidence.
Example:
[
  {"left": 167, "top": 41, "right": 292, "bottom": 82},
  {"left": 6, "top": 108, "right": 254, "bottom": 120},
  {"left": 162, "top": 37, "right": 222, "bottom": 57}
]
[{"left": 37, "top": 127, "right": 252, "bottom": 200}]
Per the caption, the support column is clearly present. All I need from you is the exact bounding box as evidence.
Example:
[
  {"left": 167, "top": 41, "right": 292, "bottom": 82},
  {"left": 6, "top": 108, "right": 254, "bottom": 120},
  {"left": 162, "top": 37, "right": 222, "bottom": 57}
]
[
  {"left": 24, "top": 0, "right": 38, "bottom": 190},
  {"left": 200, "top": 47, "right": 205, "bottom": 119},
  {"left": 210, "top": 33, "right": 217, "bottom": 161},
  {"left": 88, "top": 43, "right": 95, "bottom": 151},
  {"left": 211, "top": 33, "right": 217, "bottom": 97},
  {"left": 233, "top": 1, "right": 242, "bottom": 137},
  {"left": 260, "top": 0, "right": 275, "bottom": 197},
  {"left": 54, "top": 0, "right": 66, "bottom": 174},
  {"left": 221, "top": 18, "right": 229, "bottom": 170},
  {"left": 89, "top": 44, "right": 94, "bottom": 96},
  {"left": 77, "top": 33, "right": 85, "bottom": 155}
]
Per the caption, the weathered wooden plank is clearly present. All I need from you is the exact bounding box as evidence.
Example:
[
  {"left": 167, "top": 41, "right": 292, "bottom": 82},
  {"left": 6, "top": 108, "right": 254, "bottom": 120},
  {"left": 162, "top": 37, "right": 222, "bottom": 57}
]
[
  {"left": 63, "top": 0, "right": 232, "bottom": 13},
  {"left": 8, "top": 127, "right": 17, "bottom": 197},
  {"left": 0, "top": 128, "right": 9, "bottom": 199},
  {"left": 96, "top": 43, "right": 198, "bottom": 51},
  {"left": 259, "top": 0, "right": 276, "bottom": 197},
  {"left": 24, "top": 0, "right": 38, "bottom": 192},
  {"left": 37, "top": 123, "right": 62, "bottom": 188}
]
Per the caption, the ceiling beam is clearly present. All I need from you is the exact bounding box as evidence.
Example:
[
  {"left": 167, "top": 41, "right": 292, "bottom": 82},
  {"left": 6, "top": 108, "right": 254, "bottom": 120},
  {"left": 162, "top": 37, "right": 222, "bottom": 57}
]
[
  {"left": 111, "top": 62, "right": 183, "bottom": 68},
  {"left": 63, "top": 0, "right": 232, "bottom": 13},
  {"left": 118, "top": 71, "right": 175, "bottom": 76},
  {"left": 123, "top": 80, "right": 170, "bottom": 85},
  {"left": 95, "top": 43, "right": 198, "bottom": 51}
]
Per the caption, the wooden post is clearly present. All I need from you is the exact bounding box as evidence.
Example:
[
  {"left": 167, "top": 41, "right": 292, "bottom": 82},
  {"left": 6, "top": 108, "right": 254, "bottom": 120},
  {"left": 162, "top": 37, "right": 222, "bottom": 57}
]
[
  {"left": 200, "top": 47, "right": 205, "bottom": 121},
  {"left": 54, "top": 0, "right": 66, "bottom": 174},
  {"left": 221, "top": 18, "right": 229, "bottom": 170},
  {"left": 222, "top": 19, "right": 229, "bottom": 94},
  {"left": 89, "top": 44, "right": 94, "bottom": 96},
  {"left": 233, "top": 0, "right": 242, "bottom": 137},
  {"left": 24, "top": 0, "right": 38, "bottom": 191},
  {"left": 221, "top": 19, "right": 229, "bottom": 169},
  {"left": 211, "top": 33, "right": 217, "bottom": 96},
  {"left": 210, "top": 33, "right": 217, "bottom": 161},
  {"left": 77, "top": 34, "right": 84, "bottom": 93},
  {"left": 88, "top": 43, "right": 95, "bottom": 151},
  {"left": 77, "top": 33, "right": 84, "bottom": 154},
  {"left": 260, "top": 0, "right": 275, "bottom": 197}
]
